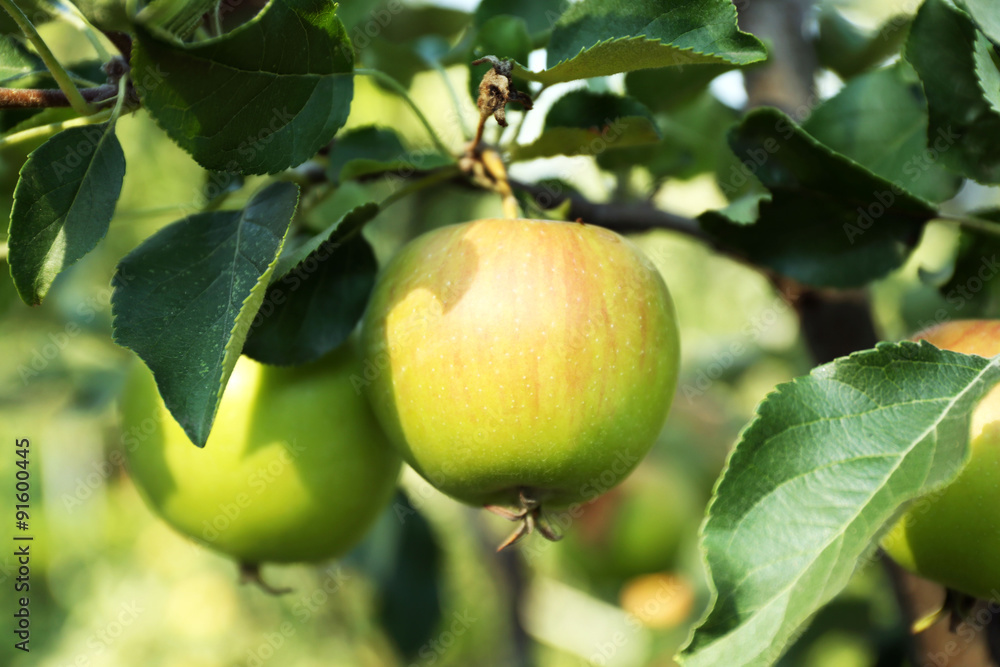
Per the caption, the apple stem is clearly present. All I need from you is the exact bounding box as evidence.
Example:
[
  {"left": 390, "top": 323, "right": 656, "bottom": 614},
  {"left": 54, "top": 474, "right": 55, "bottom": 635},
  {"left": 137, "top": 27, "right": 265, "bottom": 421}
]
[
  {"left": 238, "top": 562, "right": 292, "bottom": 596},
  {"left": 462, "top": 57, "right": 528, "bottom": 219},
  {"left": 459, "top": 145, "right": 520, "bottom": 219},
  {"left": 486, "top": 488, "right": 564, "bottom": 551}
]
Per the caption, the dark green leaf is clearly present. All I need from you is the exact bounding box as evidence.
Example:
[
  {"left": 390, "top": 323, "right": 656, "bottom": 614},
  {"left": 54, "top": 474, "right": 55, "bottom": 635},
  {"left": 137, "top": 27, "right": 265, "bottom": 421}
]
[
  {"left": 327, "top": 126, "right": 452, "bottom": 183},
  {"left": 131, "top": 0, "right": 354, "bottom": 175},
  {"left": 327, "top": 126, "right": 406, "bottom": 182},
  {"left": 701, "top": 108, "right": 936, "bottom": 288},
  {"left": 0, "top": 0, "right": 55, "bottom": 33},
  {"left": 111, "top": 182, "right": 298, "bottom": 446},
  {"left": 625, "top": 63, "right": 733, "bottom": 113},
  {"left": 69, "top": 0, "right": 130, "bottom": 32},
  {"left": 353, "top": 5, "right": 469, "bottom": 89},
  {"left": 375, "top": 493, "right": 443, "bottom": 660},
  {"left": 474, "top": 0, "right": 563, "bottom": 37},
  {"left": 681, "top": 342, "right": 1000, "bottom": 667},
  {"left": 378, "top": 5, "right": 469, "bottom": 42},
  {"left": 938, "top": 209, "right": 1000, "bottom": 317},
  {"left": 0, "top": 35, "right": 42, "bottom": 83},
  {"left": 599, "top": 91, "right": 738, "bottom": 178},
  {"left": 974, "top": 33, "right": 1000, "bottom": 116},
  {"left": 242, "top": 203, "right": 379, "bottom": 365},
  {"left": 906, "top": 0, "right": 1000, "bottom": 184},
  {"left": 8, "top": 122, "right": 125, "bottom": 305},
  {"left": 801, "top": 62, "right": 962, "bottom": 203},
  {"left": 517, "top": 0, "right": 766, "bottom": 85},
  {"left": 467, "top": 15, "right": 533, "bottom": 103},
  {"left": 815, "top": 7, "right": 909, "bottom": 79},
  {"left": 512, "top": 90, "right": 660, "bottom": 161},
  {"left": 958, "top": 0, "right": 1000, "bottom": 45}
]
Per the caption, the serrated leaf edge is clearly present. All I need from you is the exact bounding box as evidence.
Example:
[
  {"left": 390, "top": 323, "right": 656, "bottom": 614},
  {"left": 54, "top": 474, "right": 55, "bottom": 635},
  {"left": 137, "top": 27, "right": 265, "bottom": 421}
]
[{"left": 679, "top": 341, "right": 1000, "bottom": 666}]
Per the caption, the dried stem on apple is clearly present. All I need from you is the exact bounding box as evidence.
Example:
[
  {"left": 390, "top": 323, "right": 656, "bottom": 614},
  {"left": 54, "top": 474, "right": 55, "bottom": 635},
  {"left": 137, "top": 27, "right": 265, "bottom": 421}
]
[
  {"left": 486, "top": 488, "right": 563, "bottom": 551},
  {"left": 238, "top": 562, "right": 292, "bottom": 596}
]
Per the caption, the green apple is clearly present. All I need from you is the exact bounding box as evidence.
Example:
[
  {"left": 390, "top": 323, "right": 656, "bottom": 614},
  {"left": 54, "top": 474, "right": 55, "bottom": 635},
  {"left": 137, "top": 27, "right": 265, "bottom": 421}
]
[
  {"left": 121, "top": 342, "right": 401, "bottom": 565},
  {"left": 561, "top": 462, "right": 701, "bottom": 585},
  {"left": 360, "top": 218, "right": 679, "bottom": 542},
  {"left": 882, "top": 319, "right": 1000, "bottom": 599}
]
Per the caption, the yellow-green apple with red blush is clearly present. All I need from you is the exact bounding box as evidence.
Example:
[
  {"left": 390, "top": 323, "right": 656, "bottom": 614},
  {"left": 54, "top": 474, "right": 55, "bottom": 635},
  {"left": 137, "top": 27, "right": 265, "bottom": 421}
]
[
  {"left": 360, "top": 218, "right": 680, "bottom": 547},
  {"left": 121, "top": 341, "right": 401, "bottom": 574}
]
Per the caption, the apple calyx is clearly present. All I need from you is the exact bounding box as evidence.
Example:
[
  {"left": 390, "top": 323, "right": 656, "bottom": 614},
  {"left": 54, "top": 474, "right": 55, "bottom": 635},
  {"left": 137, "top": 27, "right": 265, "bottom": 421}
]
[
  {"left": 485, "top": 488, "right": 563, "bottom": 551},
  {"left": 238, "top": 562, "right": 292, "bottom": 596}
]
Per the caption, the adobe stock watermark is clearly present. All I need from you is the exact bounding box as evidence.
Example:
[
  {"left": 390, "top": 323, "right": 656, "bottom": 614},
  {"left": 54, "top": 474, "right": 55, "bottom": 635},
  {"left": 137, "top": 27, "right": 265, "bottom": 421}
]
[
  {"left": 718, "top": 115, "right": 796, "bottom": 198},
  {"left": 407, "top": 610, "right": 477, "bottom": 667},
  {"left": 200, "top": 440, "right": 308, "bottom": 543},
  {"left": 844, "top": 126, "right": 960, "bottom": 244},
  {"left": 241, "top": 565, "right": 350, "bottom": 666},
  {"left": 916, "top": 254, "right": 1000, "bottom": 332},
  {"left": 393, "top": 461, "right": 460, "bottom": 522},
  {"left": 242, "top": 622, "right": 296, "bottom": 667},
  {"left": 344, "top": 0, "right": 405, "bottom": 54},
  {"left": 57, "top": 600, "right": 144, "bottom": 666},
  {"left": 18, "top": 267, "right": 136, "bottom": 386},
  {"left": 517, "top": 450, "right": 643, "bottom": 564},
  {"left": 922, "top": 592, "right": 1000, "bottom": 667},
  {"left": 587, "top": 575, "right": 688, "bottom": 666},
  {"left": 681, "top": 294, "right": 793, "bottom": 402}
]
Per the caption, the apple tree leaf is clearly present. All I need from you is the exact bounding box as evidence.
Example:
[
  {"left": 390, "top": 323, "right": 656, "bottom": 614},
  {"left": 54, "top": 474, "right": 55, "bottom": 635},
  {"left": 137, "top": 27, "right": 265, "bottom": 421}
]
[
  {"left": 111, "top": 182, "right": 298, "bottom": 446},
  {"left": 906, "top": 0, "right": 1000, "bottom": 184},
  {"left": 679, "top": 342, "right": 1000, "bottom": 667},
  {"left": 973, "top": 32, "right": 1000, "bottom": 117},
  {"left": 7, "top": 122, "right": 125, "bottom": 305},
  {"left": 625, "top": 62, "right": 733, "bottom": 113},
  {"left": 327, "top": 126, "right": 453, "bottom": 184},
  {"left": 0, "top": 35, "right": 43, "bottom": 83},
  {"left": 957, "top": 0, "right": 1000, "bottom": 46},
  {"left": 242, "top": 202, "right": 379, "bottom": 366},
  {"left": 514, "top": 0, "right": 766, "bottom": 85},
  {"left": 511, "top": 90, "right": 660, "bottom": 161},
  {"left": 814, "top": 7, "right": 909, "bottom": 80},
  {"left": 597, "top": 91, "right": 738, "bottom": 179},
  {"left": 130, "top": 0, "right": 354, "bottom": 175},
  {"left": 348, "top": 492, "right": 444, "bottom": 662},
  {"left": 937, "top": 209, "right": 1000, "bottom": 317},
  {"left": 700, "top": 108, "right": 936, "bottom": 288},
  {"left": 473, "top": 0, "right": 563, "bottom": 38},
  {"left": 801, "top": 62, "right": 963, "bottom": 204},
  {"left": 351, "top": 4, "right": 469, "bottom": 90}
]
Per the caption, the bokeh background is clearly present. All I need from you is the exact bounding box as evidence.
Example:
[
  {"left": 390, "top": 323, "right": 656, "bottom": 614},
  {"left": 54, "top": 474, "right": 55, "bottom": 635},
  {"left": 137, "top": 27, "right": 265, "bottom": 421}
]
[{"left": 3, "top": 0, "right": 1000, "bottom": 665}]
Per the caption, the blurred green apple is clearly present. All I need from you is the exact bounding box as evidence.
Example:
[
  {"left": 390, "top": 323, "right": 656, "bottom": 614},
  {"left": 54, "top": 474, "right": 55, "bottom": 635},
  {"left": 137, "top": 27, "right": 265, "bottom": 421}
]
[
  {"left": 361, "top": 218, "right": 679, "bottom": 543},
  {"left": 882, "top": 319, "right": 1000, "bottom": 599},
  {"left": 121, "top": 342, "right": 401, "bottom": 565},
  {"left": 561, "top": 462, "right": 702, "bottom": 585}
]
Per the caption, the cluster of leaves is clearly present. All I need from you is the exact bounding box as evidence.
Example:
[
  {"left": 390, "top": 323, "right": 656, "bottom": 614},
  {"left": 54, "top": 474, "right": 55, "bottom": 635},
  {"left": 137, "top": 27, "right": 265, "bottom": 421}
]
[{"left": 4, "top": 0, "right": 1000, "bottom": 665}]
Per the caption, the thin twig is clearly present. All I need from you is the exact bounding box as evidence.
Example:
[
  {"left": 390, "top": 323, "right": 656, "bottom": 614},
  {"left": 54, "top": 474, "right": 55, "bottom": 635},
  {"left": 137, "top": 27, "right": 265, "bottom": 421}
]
[
  {"left": 0, "top": 0, "right": 95, "bottom": 115},
  {"left": 0, "top": 84, "right": 118, "bottom": 109},
  {"left": 939, "top": 214, "right": 1000, "bottom": 238},
  {"left": 509, "top": 178, "right": 711, "bottom": 241}
]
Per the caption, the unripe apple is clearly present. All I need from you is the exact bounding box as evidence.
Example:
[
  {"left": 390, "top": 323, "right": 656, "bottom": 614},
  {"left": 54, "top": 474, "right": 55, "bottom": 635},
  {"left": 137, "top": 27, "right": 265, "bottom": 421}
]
[
  {"left": 360, "top": 218, "right": 679, "bottom": 543},
  {"left": 561, "top": 463, "right": 701, "bottom": 585},
  {"left": 881, "top": 319, "right": 1000, "bottom": 599},
  {"left": 121, "top": 342, "right": 401, "bottom": 565}
]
